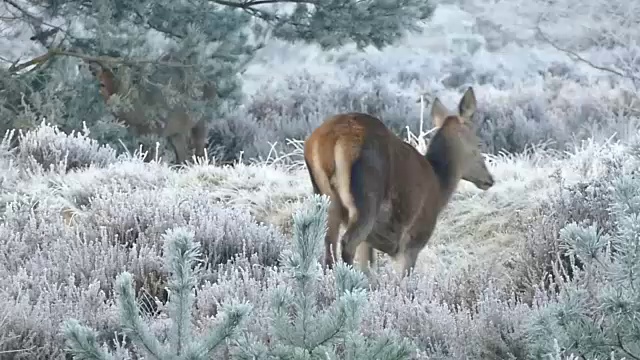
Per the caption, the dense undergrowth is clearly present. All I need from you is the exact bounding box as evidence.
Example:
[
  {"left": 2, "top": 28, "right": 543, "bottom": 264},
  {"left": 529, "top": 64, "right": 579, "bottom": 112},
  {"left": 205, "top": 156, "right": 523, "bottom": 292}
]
[
  {"left": 2, "top": 0, "right": 640, "bottom": 358},
  {"left": 1, "top": 114, "right": 640, "bottom": 359}
]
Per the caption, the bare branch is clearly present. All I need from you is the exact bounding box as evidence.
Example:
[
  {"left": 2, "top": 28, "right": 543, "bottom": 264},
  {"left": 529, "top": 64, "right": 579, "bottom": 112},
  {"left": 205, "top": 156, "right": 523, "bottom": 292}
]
[
  {"left": 0, "top": 346, "right": 35, "bottom": 355},
  {"left": 210, "top": 0, "right": 318, "bottom": 8},
  {"left": 7, "top": 47, "right": 211, "bottom": 75},
  {"left": 7, "top": 51, "right": 53, "bottom": 73},
  {"left": 2, "top": 0, "right": 42, "bottom": 24},
  {"left": 535, "top": 19, "right": 633, "bottom": 81},
  {"left": 3, "top": 0, "right": 78, "bottom": 47}
]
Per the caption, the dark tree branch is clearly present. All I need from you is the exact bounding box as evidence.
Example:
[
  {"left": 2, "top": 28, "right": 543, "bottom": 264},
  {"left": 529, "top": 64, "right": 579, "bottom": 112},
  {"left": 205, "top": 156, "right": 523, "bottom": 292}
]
[
  {"left": 7, "top": 48, "right": 201, "bottom": 74},
  {"left": 3, "top": 0, "right": 77, "bottom": 47},
  {"left": 210, "top": 0, "right": 318, "bottom": 8}
]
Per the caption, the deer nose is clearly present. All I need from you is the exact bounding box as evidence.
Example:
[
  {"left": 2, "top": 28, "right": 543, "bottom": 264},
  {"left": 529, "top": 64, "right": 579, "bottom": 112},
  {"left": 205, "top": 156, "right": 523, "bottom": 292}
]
[{"left": 478, "top": 176, "right": 494, "bottom": 190}]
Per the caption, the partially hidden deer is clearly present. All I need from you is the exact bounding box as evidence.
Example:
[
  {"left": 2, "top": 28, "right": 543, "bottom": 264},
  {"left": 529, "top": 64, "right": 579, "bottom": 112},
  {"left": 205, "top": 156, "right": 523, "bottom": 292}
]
[
  {"left": 82, "top": 58, "right": 215, "bottom": 164},
  {"left": 303, "top": 87, "right": 495, "bottom": 277}
]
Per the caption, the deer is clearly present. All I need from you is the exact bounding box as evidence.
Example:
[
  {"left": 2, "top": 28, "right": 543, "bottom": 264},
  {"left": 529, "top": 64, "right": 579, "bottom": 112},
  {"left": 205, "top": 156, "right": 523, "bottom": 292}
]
[
  {"left": 81, "top": 57, "right": 215, "bottom": 164},
  {"left": 303, "top": 86, "right": 495, "bottom": 277}
]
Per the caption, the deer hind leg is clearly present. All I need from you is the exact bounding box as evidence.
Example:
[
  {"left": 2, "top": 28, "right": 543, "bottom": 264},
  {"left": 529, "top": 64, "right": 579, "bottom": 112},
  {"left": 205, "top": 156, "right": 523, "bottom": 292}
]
[
  {"left": 325, "top": 195, "right": 346, "bottom": 268},
  {"left": 336, "top": 150, "right": 385, "bottom": 269},
  {"left": 191, "top": 119, "right": 207, "bottom": 160},
  {"left": 305, "top": 159, "right": 344, "bottom": 269},
  {"left": 355, "top": 242, "right": 376, "bottom": 274}
]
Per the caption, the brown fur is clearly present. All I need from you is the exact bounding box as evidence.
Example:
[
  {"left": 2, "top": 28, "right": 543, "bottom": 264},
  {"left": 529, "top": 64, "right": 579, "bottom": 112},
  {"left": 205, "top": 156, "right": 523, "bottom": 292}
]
[
  {"left": 303, "top": 87, "right": 495, "bottom": 276},
  {"left": 81, "top": 57, "right": 215, "bottom": 164}
]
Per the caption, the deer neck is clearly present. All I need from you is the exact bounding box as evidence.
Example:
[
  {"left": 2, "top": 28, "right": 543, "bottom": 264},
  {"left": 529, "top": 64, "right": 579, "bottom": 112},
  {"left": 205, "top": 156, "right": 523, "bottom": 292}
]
[{"left": 425, "top": 121, "right": 464, "bottom": 205}]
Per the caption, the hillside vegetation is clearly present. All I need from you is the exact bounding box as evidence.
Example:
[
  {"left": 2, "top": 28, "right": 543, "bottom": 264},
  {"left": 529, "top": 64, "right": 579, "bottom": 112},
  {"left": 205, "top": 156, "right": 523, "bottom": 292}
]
[{"left": 1, "top": 0, "right": 639, "bottom": 358}]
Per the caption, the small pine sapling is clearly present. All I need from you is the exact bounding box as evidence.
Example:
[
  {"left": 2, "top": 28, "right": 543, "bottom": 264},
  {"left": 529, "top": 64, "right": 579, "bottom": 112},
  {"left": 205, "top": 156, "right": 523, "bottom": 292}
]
[
  {"left": 526, "top": 174, "right": 640, "bottom": 359},
  {"left": 62, "top": 227, "right": 252, "bottom": 359},
  {"left": 234, "top": 194, "right": 415, "bottom": 360}
]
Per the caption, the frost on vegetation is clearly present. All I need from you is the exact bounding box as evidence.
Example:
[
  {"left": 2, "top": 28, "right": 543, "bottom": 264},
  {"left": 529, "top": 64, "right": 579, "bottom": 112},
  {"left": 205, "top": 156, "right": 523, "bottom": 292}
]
[
  {"left": 505, "top": 134, "right": 640, "bottom": 303},
  {"left": 235, "top": 66, "right": 640, "bottom": 163},
  {"left": 76, "top": 186, "right": 288, "bottom": 269},
  {"left": 7, "top": 120, "right": 119, "bottom": 173},
  {"left": 0, "top": 170, "right": 288, "bottom": 358},
  {"left": 63, "top": 226, "right": 252, "bottom": 360},
  {"left": 4, "top": 128, "right": 640, "bottom": 359},
  {"left": 1, "top": 0, "right": 436, "bottom": 166},
  {"left": 60, "top": 197, "right": 414, "bottom": 360},
  {"left": 524, "top": 170, "right": 640, "bottom": 358}
]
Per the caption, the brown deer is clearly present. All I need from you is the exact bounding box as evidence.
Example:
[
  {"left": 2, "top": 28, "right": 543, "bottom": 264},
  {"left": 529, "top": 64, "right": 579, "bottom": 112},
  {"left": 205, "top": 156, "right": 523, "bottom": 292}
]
[
  {"left": 303, "top": 87, "right": 495, "bottom": 277},
  {"left": 82, "top": 58, "right": 215, "bottom": 164}
]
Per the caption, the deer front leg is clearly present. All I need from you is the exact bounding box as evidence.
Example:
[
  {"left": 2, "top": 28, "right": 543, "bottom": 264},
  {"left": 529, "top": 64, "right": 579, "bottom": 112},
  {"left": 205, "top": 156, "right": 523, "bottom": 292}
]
[
  {"left": 167, "top": 133, "right": 189, "bottom": 165},
  {"left": 191, "top": 119, "right": 207, "bottom": 160}
]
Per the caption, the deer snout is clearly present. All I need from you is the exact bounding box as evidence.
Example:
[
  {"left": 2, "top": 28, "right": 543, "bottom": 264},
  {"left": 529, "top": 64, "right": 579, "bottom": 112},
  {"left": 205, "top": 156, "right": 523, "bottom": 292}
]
[{"left": 477, "top": 175, "right": 494, "bottom": 190}]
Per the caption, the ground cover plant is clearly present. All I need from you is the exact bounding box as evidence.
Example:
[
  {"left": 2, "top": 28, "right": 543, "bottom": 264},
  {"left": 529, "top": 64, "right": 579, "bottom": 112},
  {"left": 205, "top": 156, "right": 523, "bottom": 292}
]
[{"left": 1, "top": 0, "right": 640, "bottom": 358}]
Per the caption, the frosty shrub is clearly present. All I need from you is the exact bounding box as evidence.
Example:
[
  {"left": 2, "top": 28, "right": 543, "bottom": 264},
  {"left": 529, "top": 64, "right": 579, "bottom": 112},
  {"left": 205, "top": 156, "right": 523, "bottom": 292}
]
[
  {"left": 508, "top": 137, "right": 640, "bottom": 304},
  {"left": 234, "top": 194, "right": 414, "bottom": 359},
  {"left": 226, "top": 69, "right": 637, "bottom": 164},
  {"left": 76, "top": 186, "right": 288, "bottom": 270},
  {"left": 0, "top": 166, "right": 287, "bottom": 358},
  {"left": 526, "top": 172, "right": 640, "bottom": 359},
  {"left": 60, "top": 196, "right": 415, "bottom": 359},
  {"left": 509, "top": 173, "right": 617, "bottom": 302},
  {"left": 63, "top": 226, "right": 252, "bottom": 360},
  {"left": 10, "top": 120, "right": 118, "bottom": 172}
]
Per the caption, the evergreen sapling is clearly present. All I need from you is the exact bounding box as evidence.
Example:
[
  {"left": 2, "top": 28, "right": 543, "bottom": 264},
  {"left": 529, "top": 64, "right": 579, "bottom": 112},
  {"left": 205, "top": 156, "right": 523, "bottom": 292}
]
[
  {"left": 234, "top": 194, "right": 415, "bottom": 360},
  {"left": 62, "top": 227, "right": 252, "bottom": 359},
  {"left": 526, "top": 174, "right": 640, "bottom": 359}
]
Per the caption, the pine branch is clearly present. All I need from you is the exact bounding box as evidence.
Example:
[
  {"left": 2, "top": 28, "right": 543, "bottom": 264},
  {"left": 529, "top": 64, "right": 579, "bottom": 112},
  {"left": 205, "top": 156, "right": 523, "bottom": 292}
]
[
  {"left": 116, "top": 272, "right": 168, "bottom": 360},
  {"left": 61, "top": 319, "right": 116, "bottom": 360},
  {"left": 164, "top": 228, "right": 201, "bottom": 355},
  {"left": 236, "top": 194, "right": 414, "bottom": 359},
  {"left": 186, "top": 302, "right": 252, "bottom": 358}
]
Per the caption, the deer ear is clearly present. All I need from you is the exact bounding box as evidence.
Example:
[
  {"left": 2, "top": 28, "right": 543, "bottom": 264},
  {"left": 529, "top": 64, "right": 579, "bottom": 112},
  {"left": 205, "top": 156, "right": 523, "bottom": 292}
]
[
  {"left": 430, "top": 97, "right": 449, "bottom": 127},
  {"left": 458, "top": 86, "right": 477, "bottom": 120}
]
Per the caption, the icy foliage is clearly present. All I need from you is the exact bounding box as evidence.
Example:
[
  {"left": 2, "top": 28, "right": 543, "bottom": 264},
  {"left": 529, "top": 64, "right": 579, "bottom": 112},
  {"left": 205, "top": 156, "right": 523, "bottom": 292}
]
[
  {"left": 1, "top": 0, "right": 640, "bottom": 358},
  {"left": 2, "top": 109, "right": 640, "bottom": 359}
]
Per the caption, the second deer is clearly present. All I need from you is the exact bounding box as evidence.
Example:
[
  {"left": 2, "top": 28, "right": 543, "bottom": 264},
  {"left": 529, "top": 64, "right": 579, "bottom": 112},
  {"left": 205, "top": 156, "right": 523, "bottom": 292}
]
[
  {"left": 82, "top": 58, "right": 215, "bottom": 164},
  {"left": 303, "top": 87, "right": 495, "bottom": 277}
]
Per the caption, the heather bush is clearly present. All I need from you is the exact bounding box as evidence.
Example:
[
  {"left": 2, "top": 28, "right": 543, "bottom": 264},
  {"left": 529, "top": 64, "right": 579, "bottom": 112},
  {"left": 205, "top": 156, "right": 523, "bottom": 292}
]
[
  {"left": 59, "top": 195, "right": 415, "bottom": 360},
  {"left": 5, "top": 124, "right": 640, "bottom": 359},
  {"left": 221, "top": 69, "right": 639, "bottom": 164},
  {"left": 4, "top": 120, "right": 118, "bottom": 173},
  {"left": 0, "top": 159, "right": 287, "bottom": 358},
  {"left": 509, "top": 135, "right": 640, "bottom": 303}
]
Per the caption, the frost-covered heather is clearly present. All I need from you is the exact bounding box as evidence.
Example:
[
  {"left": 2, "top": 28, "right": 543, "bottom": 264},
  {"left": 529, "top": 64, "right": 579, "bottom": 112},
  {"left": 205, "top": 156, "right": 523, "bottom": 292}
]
[
  {"left": 2, "top": 0, "right": 640, "bottom": 357},
  {"left": 2, "top": 118, "right": 640, "bottom": 358}
]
